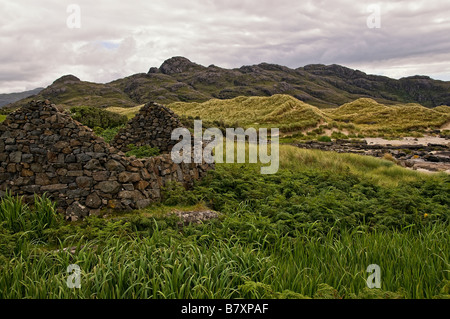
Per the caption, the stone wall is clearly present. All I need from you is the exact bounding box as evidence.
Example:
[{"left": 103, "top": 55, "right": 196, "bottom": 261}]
[
  {"left": 111, "top": 102, "right": 183, "bottom": 153},
  {"left": 0, "top": 100, "right": 214, "bottom": 221}
]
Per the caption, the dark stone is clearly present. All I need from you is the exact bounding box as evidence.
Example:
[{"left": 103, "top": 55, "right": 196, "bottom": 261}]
[
  {"left": 105, "top": 159, "right": 125, "bottom": 172},
  {"left": 85, "top": 192, "right": 102, "bottom": 209},
  {"left": 66, "top": 201, "right": 90, "bottom": 221},
  {"left": 96, "top": 181, "right": 121, "bottom": 194},
  {"left": 75, "top": 176, "right": 93, "bottom": 189}
]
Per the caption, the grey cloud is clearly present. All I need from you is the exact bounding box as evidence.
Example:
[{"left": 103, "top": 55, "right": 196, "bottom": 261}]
[{"left": 0, "top": 0, "right": 449, "bottom": 93}]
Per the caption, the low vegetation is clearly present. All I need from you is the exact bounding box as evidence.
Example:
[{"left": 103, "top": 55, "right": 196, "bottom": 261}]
[
  {"left": 93, "top": 126, "right": 125, "bottom": 144},
  {"left": 125, "top": 144, "right": 160, "bottom": 158},
  {"left": 70, "top": 106, "right": 128, "bottom": 129},
  {"left": 0, "top": 145, "right": 448, "bottom": 299}
]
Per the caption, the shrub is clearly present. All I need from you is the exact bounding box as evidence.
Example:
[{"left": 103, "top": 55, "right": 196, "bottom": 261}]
[
  {"left": 317, "top": 135, "right": 332, "bottom": 142},
  {"left": 94, "top": 125, "right": 124, "bottom": 143},
  {"left": 331, "top": 131, "right": 348, "bottom": 140},
  {"left": 70, "top": 106, "right": 128, "bottom": 129}
]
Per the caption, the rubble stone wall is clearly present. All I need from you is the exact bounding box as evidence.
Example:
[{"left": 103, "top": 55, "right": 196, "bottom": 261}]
[
  {"left": 0, "top": 100, "right": 214, "bottom": 220},
  {"left": 111, "top": 102, "right": 183, "bottom": 153}
]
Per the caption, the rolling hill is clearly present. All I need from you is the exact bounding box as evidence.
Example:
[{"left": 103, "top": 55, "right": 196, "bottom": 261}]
[{"left": 2, "top": 75, "right": 136, "bottom": 111}]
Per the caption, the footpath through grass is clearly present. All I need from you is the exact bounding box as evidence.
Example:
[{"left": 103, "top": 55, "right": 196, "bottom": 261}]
[{"left": 0, "top": 147, "right": 448, "bottom": 299}]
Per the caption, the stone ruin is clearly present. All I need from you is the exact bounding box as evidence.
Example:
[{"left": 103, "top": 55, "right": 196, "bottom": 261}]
[
  {"left": 0, "top": 100, "right": 214, "bottom": 221},
  {"left": 111, "top": 102, "right": 183, "bottom": 153}
]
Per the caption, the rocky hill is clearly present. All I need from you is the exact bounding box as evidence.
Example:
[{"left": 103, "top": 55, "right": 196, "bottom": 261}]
[
  {"left": 3, "top": 75, "right": 136, "bottom": 111},
  {"left": 3, "top": 57, "right": 450, "bottom": 111}
]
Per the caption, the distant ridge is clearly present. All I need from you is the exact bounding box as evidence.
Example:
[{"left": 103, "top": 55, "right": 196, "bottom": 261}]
[
  {"left": 0, "top": 87, "right": 43, "bottom": 108},
  {"left": 3, "top": 57, "right": 450, "bottom": 111}
]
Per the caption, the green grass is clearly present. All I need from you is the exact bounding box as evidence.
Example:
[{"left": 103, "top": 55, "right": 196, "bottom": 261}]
[
  {"left": 279, "top": 145, "right": 426, "bottom": 187},
  {"left": 70, "top": 106, "right": 128, "bottom": 129},
  {"left": 0, "top": 114, "right": 6, "bottom": 123},
  {"left": 0, "top": 223, "right": 448, "bottom": 299},
  {"left": 0, "top": 145, "right": 448, "bottom": 299}
]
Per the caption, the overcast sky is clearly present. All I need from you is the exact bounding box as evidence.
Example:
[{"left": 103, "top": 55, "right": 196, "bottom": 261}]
[{"left": 1, "top": 0, "right": 450, "bottom": 93}]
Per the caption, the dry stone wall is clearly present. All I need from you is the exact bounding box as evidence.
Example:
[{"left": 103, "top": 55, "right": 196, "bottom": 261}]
[
  {"left": 111, "top": 102, "right": 183, "bottom": 153},
  {"left": 0, "top": 100, "right": 214, "bottom": 221}
]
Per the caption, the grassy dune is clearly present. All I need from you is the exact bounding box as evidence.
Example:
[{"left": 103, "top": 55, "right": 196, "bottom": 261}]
[
  {"left": 168, "top": 94, "right": 329, "bottom": 131},
  {"left": 106, "top": 94, "right": 450, "bottom": 137},
  {"left": 434, "top": 105, "right": 450, "bottom": 114},
  {"left": 162, "top": 95, "right": 450, "bottom": 136},
  {"left": 326, "top": 98, "right": 450, "bottom": 131}
]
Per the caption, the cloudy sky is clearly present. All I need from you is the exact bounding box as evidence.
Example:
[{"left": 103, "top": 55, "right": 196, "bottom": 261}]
[{"left": 1, "top": 0, "right": 450, "bottom": 93}]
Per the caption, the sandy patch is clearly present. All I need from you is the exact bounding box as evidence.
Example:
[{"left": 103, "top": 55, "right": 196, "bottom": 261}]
[
  {"left": 365, "top": 136, "right": 450, "bottom": 146},
  {"left": 441, "top": 121, "right": 450, "bottom": 130}
]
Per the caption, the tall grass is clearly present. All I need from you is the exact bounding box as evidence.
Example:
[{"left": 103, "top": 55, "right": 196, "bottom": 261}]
[
  {"left": 279, "top": 145, "right": 427, "bottom": 186},
  {"left": 0, "top": 222, "right": 448, "bottom": 299},
  {"left": 0, "top": 191, "right": 60, "bottom": 233}
]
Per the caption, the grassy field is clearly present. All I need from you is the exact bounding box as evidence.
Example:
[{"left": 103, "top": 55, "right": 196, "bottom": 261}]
[
  {"left": 0, "top": 145, "right": 448, "bottom": 299},
  {"left": 0, "top": 114, "right": 6, "bottom": 123}
]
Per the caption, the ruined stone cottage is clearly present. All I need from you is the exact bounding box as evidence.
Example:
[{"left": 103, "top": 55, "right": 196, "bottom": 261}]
[{"left": 0, "top": 100, "right": 214, "bottom": 221}]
